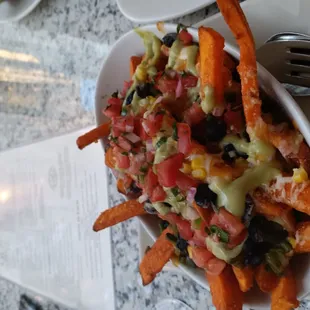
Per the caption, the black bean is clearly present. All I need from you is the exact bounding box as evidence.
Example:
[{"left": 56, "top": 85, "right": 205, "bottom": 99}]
[
  {"left": 205, "top": 114, "right": 227, "bottom": 142},
  {"left": 248, "top": 216, "right": 288, "bottom": 245},
  {"left": 176, "top": 238, "right": 188, "bottom": 254},
  {"left": 143, "top": 201, "right": 157, "bottom": 214},
  {"left": 194, "top": 183, "right": 217, "bottom": 208},
  {"left": 243, "top": 238, "right": 271, "bottom": 267},
  {"left": 126, "top": 182, "right": 142, "bottom": 199},
  {"left": 159, "top": 220, "right": 169, "bottom": 232},
  {"left": 136, "top": 83, "right": 152, "bottom": 99},
  {"left": 162, "top": 33, "right": 177, "bottom": 48},
  {"left": 242, "top": 195, "right": 255, "bottom": 227},
  {"left": 221, "top": 143, "right": 238, "bottom": 164},
  {"left": 125, "top": 90, "right": 135, "bottom": 105}
]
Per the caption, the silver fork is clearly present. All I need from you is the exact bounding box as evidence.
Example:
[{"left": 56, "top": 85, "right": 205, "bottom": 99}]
[
  {"left": 256, "top": 32, "right": 310, "bottom": 90},
  {"left": 256, "top": 32, "right": 310, "bottom": 117}
]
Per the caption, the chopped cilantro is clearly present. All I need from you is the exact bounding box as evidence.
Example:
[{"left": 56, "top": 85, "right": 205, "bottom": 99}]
[
  {"left": 121, "top": 152, "right": 129, "bottom": 156},
  {"left": 139, "top": 166, "right": 148, "bottom": 173},
  {"left": 177, "top": 23, "right": 187, "bottom": 33},
  {"left": 156, "top": 137, "right": 167, "bottom": 149},
  {"left": 172, "top": 122, "right": 178, "bottom": 141},
  {"left": 111, "top": 91, "right": 118, "bottom": 98},
  {"left": 171, "top": 187, "right": 179, "bottom": 197},
  {"left": 110, "top": 136, "right": 118, "bottom": 143},
  {"left": 209, "top": 225, "right": 229, "bottom": 243},
  {"left": 121, "top": 107, "right": 127, "bottom": 116}
]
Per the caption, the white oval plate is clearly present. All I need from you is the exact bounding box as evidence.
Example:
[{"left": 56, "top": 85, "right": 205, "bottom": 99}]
[
  {"left": 95, "top": 24, "right": 310, "bottom": 309},
  {"left": 116, "top": 0, "right": 215, "bottom": 23},
  {"left": 0, "top": 0, "right": 41, "bottom": 23}
]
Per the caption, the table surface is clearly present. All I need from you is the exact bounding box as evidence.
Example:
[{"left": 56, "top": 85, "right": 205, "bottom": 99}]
[{"left": 0, "top": 1, "right": 309, "bottom": 310}]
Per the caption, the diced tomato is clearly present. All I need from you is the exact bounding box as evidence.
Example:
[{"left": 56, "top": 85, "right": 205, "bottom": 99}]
[
  {"left": 191, "top": 246, "right": 214, "bottom": 268},
  {"left": 181, "top": 75, "right": 198, "bottom": 88},
  {"left": 227, "top": 229, "right": 247, "bottom": 249},
  {"left": 128, "top": 153, "right": 145, "bottom": 175},
  {"left": 189, "top": 220, "right": 209, "bottom": 247},
  {"left": 134, "top": 118, "right": 149, "bottom": 141},
  {"left": 224, "top": 109, "right": 245, "bottom": 133},
  {"left": 104, "top": 97, "right": 122, "bottom": 118},
  {"left": 183, "top": 103, "right": 206, "bottom": 127},
  {"left": 146, "top": 151, "right": 154, "bottom": 163},
  {"left": 178, "top": 29, "right": 193, "bottom": 45},
  {"left": 210, "top": 208, "right": 245, "bottom": 236},
  {"left": 177, "top": 219, "right": 193, "bottom": 240},
  {"left": 142, "top": 113, "right": 164, "bottom": 137},
  {"left": 117, "top": 136, "right": 131, "bottom": 151},
  {"left": 114, "top": 147, "right": 130, "bottom": 169},
  {"left": 151, "top": 185, "right": 166, "bottom": 202},
  {"left": 176, "top": 171, "right": 198, "bottom": 192},
  {"left": 162, "top": 213, "right": 193, "bottom": 240},
  {"left": 205, "top": 258, "right": 226, "bottom": 276},
  {"left": 144, "top": 169, "right": 159, "bottom": 197},
  {"left": 121, "top": 80, "right": 133, "bottom": 97},
  {"left": 177, "top": 123, "right": 192, "bottom": 155},
  {"left": 190, "top": 230, "right": 206, "bottom": 247},
  {"left": 156, "top": 153, "right": 184, "bottom": 187},
  {"left": 112, "top": 116, "right": 134, "bottom": 133},
  {"left": 157, "top": 76, "right": 178, "bottom": 94}
]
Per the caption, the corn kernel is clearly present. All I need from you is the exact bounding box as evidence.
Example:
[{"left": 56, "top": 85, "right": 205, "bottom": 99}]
[
  {"left": 192, "top": 168, "right": 207, "bottom": 181},
  {"left": 191, "top": 155, "right": 205, "bottom": 170},
  {"left": 187, "top": 246, "right": 193, "bottom": 259},
  {"left": 287, "top": 237, "right": 296, "bottom": 249},
  {"left": 182, "top": 163, "right": 192, "bottom": 174},
  {"left": 293, "top": 167, "right": 308, "bottom": 183}
]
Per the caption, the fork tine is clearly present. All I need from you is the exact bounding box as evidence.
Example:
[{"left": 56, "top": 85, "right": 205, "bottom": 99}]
[
  {"left": 257, "top": 38, "right": 310, "bottom": 88},
  {"left": 285, "top": 63, "right": 310, "bottom": 74}
]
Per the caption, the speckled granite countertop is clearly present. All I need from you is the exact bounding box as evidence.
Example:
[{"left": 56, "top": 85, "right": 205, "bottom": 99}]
[{"left": 0, "top": 1, "right": 309, "bottom": 310}]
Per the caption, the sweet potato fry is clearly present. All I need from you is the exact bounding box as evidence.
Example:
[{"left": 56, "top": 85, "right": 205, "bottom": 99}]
[
  {"left": 255, "top": 264, "right": 279, "bottom": 293},
  {"left": 271, "top": 267, "right": 299, "bottom": 310},
  {"left": 216, "top": 0, "right": 310, "bottom": 169},
  {"left": 206, "top": 266, "right": 243, "bottom": 310},
  {"left": 139, "top": 227, "right": 175, "bottom": 285},
  {"left": 232, "top": 266, "right": 254, "bottom": 292},
  {"left": 252, "top": 189, "right": 296, "bottom": 233},
  {"left": 105, "top": 147, "right": 116, "bottom": 168},
  {"left": 76, "top": 122, "right": 111, "bottom": 150},
  {"left": 264, "top": 177, "right": 310, "bottom": 216},
  {"left": 216, "top": 0, "right": 268, "bottom": 141},
  {"left": 253, "top": 189, "right": 290, "bottom": 218},
  {"left": 93, "top": 200, "right": 146, "bottom": 232},
  {"left": 269, "top": 128, "right": 310, "bottom": 175},
  {"left": 130, "top": 55, "right": 142, "bottom": 78},
  {"left": 198, "top": 26, "right": 225, "bottom": 108},
  {"left": 295, "top": 221, "right": 310, "bottom": 253}
]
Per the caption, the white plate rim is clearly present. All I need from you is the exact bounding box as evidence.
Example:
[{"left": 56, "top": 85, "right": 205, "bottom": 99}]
[
  {"left": 0, "top": 0, "right": 41, "bottom": 23},
  {"left": 116, "top": 0, "right": 215, "bottom": 24}
]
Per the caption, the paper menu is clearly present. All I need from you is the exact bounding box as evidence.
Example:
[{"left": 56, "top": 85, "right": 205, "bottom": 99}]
[{"left": 0, "top": 128, "right": 115, "bottom": 310}]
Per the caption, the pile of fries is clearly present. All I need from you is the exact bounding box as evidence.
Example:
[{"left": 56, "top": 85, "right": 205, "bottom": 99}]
[{"left": 77, "top": 0, "right": 310, "bottom": 309}]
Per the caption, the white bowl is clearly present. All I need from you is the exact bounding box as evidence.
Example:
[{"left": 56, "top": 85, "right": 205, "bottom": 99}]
[{"left": 95, "top": 24, "right": 310, "bottom": 309}]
